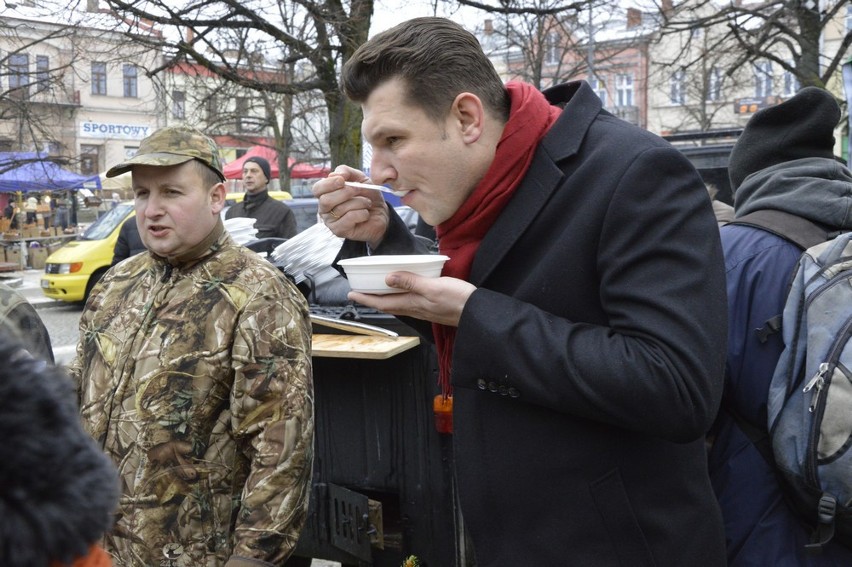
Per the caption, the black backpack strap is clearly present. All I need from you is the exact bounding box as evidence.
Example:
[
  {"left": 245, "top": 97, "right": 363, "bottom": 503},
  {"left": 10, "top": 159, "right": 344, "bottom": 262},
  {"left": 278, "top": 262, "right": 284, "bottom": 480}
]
[
  {"left": 727, "top": 210, "right": 833, "bottom": 251},
  {"left": 805, "top": 494, "right": 838, "bottom": 554},
  {"left": 725, "top": 404, "right": 775, "bottom": 466}
]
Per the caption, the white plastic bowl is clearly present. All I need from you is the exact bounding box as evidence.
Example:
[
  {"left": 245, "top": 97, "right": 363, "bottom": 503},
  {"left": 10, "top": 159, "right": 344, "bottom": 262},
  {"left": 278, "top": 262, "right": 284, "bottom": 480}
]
[{"left": 338, "top": 254, "right": 450, "bottom": 294}]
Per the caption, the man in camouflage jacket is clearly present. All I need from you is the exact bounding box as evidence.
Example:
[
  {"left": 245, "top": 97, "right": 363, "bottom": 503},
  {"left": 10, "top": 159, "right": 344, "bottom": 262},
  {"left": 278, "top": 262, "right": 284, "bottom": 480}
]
[{"left": 70, "top": 126, "right": 314, "bottom": 567}]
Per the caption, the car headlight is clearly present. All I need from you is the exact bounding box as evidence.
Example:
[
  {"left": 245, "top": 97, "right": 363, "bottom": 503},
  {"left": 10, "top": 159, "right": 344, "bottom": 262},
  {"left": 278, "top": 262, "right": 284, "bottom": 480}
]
[{"left": 55, "top": 262, "right": 84, "bottom": 274}]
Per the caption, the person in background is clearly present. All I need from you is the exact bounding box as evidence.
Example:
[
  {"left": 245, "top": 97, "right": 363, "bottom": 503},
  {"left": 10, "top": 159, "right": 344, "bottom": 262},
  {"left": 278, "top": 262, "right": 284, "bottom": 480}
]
[
  {"left": 0, "top": 281, "right": 54, "bottom": 364},
  {"left": 110, "top": 216, "right": 146, "bottom": 266},
  {"left": 708, "top": 87, "right": 852, "bottom": 565},
  {"left": 71, "top": 126, "right": 314, "bottom": 566},
  {"left": 314, "top": 17, "right": 728, "bottom": 566},
  {"left": 24, "top": 194, "right": 37, "bottom": 224},
  {"left": 54, "top": 191, "right": 71, "bottom": 231},
  {"left": 226, "top": 156, "right": 297, "bottom": 239},
  {"left": 0, "top": 333, "right": 118, "bottom": 567},
  {"left": 4, "top": 199, "right": 18, "bottom": 230},
  {"left": 42, "top": 193, "right": 52, "bottom": 229}
]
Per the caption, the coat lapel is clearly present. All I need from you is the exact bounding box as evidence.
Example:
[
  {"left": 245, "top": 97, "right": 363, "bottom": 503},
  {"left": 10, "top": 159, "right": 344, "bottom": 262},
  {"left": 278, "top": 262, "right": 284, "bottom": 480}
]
[{"left": 469, "top": 81, "right": 601, "bottom": 286}]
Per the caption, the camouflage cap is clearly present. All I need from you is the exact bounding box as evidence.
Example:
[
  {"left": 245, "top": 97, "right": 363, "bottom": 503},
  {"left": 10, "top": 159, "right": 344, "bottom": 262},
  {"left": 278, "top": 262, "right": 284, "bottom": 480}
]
[{"left": 105, "top": 126, "right": 225, "bottom": 181}]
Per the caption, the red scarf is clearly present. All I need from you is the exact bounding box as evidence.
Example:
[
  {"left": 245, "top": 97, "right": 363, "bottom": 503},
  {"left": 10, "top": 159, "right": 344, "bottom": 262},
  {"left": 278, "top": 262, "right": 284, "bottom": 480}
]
[{"left": 433, "top": 82, "right": 562, "bottom": 399}]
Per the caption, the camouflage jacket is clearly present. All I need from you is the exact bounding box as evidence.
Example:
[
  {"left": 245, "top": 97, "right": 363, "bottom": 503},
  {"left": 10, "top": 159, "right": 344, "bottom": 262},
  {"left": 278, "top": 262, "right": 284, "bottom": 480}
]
[{"left": 70, "top": 227, "right": 313, "bottom": 567}]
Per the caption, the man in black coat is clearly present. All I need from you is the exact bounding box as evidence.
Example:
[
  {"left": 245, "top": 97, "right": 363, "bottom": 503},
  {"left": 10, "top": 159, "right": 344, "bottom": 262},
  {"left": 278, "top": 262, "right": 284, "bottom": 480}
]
[
  {"left": 226, "top": 156, "right": 297, "bottom": 239},
  {"left": 111, "top": 215, "right": 147, "bottom": 265},
  {"left": 313, "top": 17, "right": 727, "bottom": 567}
]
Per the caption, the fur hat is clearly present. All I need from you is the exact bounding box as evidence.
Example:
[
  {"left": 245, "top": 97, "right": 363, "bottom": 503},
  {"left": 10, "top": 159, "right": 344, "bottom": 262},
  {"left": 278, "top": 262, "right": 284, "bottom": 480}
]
[
  {"left": 728, "top": 87, "right": 840, "bottom": 191},
  {"left": 0, "top": 334, "right": 118, "bottom": 567},
  {"left": 244, "top": 156, "right": 272, "bottom": 183}
]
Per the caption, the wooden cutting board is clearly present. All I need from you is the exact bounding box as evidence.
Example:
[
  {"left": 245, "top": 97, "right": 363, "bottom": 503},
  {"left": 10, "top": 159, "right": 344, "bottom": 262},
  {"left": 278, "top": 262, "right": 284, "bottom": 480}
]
[{"left": 312, "top": 334, "right": 420, "bottom": 360}]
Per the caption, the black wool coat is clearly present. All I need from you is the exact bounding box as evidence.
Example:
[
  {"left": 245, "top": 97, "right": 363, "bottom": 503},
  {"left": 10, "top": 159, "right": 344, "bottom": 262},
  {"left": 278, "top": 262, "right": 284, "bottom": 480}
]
[{"left": 340, "top": 80, "right": 728, "bottom": 566}]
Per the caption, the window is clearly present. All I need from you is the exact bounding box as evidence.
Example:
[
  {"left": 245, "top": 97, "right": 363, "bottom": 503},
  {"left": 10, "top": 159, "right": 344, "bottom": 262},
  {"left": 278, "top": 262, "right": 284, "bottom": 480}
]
[
  {"left": 544, "top": 32, "right": 560, "bottom": 66},
  {"left": 80, "top": 144, "right": 101, "bottom": 176},
  {"left": 91, "top": 62, "right": 107, "bottom": 95},
  {"left": 589, "top": 76, "right": 607, "bottom": 107},
  {"left": 122, "top": 64, "right": 137, "bottom": 98},
  {"left": 9, "top": 53, "right": 29, "bottom": 98},
  {"left": 615, "top": 74, "right": 633, "bottom": 107},
  {"left": 783, "top": 61, "right": 799, "bottom": 97},
  {"left": 172, "top": 90, "right": 185, "bottom": 119},
  {"left": 670, "top": 69, "right": 686, "bottom": 105},
  {"left": 35, "top": 55, "right": 49, "bottom": 92},
  {"left": 707, "top": 66, "right": 723, "bottom": 102},
  {"left": 754, "top": 61, "right": 773, "bottom": 98}
]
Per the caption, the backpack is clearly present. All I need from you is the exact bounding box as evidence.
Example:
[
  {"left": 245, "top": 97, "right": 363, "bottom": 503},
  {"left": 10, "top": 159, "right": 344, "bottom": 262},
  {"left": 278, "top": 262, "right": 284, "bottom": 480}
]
[{"left": 730, "top": 210, "right": 852, "bottom": 552}]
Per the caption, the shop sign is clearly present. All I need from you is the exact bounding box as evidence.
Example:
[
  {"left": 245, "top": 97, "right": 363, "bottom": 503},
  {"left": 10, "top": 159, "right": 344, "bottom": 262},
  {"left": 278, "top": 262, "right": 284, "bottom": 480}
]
[{"left": 79, "top": 121, "right": 151, "bottom": 140}]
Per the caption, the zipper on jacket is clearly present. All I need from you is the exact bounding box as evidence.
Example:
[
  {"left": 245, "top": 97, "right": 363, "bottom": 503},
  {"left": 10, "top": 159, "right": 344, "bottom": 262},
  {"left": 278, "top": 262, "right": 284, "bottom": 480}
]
[{"left": 161, "top": 263, "right": 173, "bottom": 283}]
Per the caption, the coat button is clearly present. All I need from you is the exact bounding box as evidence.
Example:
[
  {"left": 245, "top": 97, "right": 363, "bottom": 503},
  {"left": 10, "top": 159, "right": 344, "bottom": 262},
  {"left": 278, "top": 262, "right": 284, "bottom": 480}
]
[
  {"left": 487, "top": 381, "right": 498, "bottom": 393},
  {"left": 477, "top": 378, "right": 487, "bottom": 390},
  {"left": 499, "top": 385, "right": 508, "bottom": 396},
  {"left": 508, "top": 387, "right": 520, "bottom": 398}
]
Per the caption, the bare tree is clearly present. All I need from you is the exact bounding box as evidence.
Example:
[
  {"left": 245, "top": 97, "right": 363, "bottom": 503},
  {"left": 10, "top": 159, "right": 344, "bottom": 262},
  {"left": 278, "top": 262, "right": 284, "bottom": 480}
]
[
  {"left": 101, "top": 0, "right": 642, "bottom": 170},
  {"left": 0, "top": 17, "right": 85, "bottom": 164},
  {"left": 0, "top": 3, "right": 163, "bottom": 179},
  {"left": 648, "top": 13, "right": 756, "bottom": 134},
  {"left": 101, "top": 0, "right": 373, "bottom": 169},
  {"left": 472, "top": 0, "right": 627, "bottom": 91},
  {"left": 651, "top": 0, "right": 852, "bottom": 90}
]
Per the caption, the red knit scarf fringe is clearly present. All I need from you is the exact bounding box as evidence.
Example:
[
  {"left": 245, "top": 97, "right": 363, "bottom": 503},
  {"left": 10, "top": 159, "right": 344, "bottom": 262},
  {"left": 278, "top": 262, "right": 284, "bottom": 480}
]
[{"left": 432, "top": 82, "right": 562, "bottom": 399}]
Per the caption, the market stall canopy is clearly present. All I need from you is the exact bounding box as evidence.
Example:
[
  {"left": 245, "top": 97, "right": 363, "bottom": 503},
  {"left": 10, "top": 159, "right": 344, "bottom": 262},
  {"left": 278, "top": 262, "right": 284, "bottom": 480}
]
[
  {"left": 222, "top": 146, "right": 330, "bottom": 180},
  {"left": 98, "top": 171, "right": 132, "bottom": 196},
  {"left": 0, "top": 151, "right": 100, "bottom": 193}
]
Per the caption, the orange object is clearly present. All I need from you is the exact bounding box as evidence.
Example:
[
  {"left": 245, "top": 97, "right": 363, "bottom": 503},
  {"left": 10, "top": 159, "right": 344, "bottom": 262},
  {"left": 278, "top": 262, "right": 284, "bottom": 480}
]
[
  {"left": 433, "top": 394, "right": 453, "bottom": 434},
  {"left": 51, "top": 545, "right": 112, "bottom": 567}
]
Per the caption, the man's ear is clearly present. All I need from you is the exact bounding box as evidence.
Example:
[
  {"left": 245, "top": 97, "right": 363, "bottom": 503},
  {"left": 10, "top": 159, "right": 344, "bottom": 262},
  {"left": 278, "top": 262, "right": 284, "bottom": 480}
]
[
  {"left": 451, "top": 92, "right": 485, "bottom": 144},
  {"left": 210, "top": 182, "right": 226, "bottom": 214}
]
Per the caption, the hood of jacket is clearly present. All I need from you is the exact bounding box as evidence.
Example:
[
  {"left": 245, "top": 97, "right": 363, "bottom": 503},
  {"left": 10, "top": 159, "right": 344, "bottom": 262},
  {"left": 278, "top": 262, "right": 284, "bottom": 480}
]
[{"left": 734, "top": 156, "right": 852, "bottom": 231}]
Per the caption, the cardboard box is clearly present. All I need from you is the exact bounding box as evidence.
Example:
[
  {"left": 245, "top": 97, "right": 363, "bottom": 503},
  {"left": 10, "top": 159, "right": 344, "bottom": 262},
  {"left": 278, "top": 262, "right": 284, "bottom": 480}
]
[
  {"left": 28, "top": 247, "right": 48, "bottom": 270},
  {"left": 6, "top": 247, "right": 21, "bottom": 267}
]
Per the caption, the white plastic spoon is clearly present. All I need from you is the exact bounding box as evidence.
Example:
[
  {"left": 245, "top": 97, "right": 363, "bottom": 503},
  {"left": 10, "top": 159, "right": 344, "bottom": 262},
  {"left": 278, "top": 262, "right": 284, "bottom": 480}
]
[{"left": 344, "top": 181, "right": 409, "bottom": 197}]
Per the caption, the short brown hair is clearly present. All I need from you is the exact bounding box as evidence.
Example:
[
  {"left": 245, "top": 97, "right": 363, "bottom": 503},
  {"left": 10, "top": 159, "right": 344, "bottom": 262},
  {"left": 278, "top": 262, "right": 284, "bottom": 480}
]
[
  {"left": 189, "top": 159, "right": 223, "bottom": 189},
  {"left": 341, "top": 17, "right": 509, "bottom": 123}
]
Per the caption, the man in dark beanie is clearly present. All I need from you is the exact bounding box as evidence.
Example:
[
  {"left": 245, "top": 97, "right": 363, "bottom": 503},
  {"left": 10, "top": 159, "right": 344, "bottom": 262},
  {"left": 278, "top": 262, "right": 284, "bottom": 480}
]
[
  {"left": 226, "top": 155, "right": 297, "bottom": 239},
  {"left": 708, "top": 86, "right": 852, "bottom": 565}
]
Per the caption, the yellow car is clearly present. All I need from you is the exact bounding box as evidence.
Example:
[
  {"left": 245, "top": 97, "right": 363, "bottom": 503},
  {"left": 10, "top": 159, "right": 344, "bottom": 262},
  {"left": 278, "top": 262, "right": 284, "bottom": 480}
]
[{"left": 41, "top": 202, "right": 134, "bottom": 303}]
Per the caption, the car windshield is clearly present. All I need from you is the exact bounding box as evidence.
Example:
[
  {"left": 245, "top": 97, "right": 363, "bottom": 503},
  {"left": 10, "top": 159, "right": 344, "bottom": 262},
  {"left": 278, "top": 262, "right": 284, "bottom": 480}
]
[{"left": 81, "top": 202, "right": 134, "bottom": 240}]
